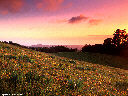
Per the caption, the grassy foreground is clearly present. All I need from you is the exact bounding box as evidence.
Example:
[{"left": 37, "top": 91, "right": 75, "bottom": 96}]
[{"left": 0, "top": 42, "right": 128, "bottom": 95}]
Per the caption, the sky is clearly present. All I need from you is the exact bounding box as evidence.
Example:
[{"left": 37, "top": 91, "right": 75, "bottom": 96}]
[{"left": 0, "top": 0, "right": 128, "bottom": 46}]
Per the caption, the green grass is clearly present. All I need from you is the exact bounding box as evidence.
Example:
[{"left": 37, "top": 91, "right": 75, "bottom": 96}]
[
  {"left": 0, "top": 42, "right": 128, "bottom": 96},
  {"left": 53, "top": 52, "right": 128, "bottom": 70}
]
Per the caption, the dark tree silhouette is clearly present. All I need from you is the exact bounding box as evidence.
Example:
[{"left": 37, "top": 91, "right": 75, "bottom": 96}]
[
  {"left": 112, "top": 29, "right": 128, "bottom": 47},
  {"left": 103, "top": 38, "right": 113, "bottom": 45},
  {"left": 82, "top": 29, "right": 128, "bottom": 56}
]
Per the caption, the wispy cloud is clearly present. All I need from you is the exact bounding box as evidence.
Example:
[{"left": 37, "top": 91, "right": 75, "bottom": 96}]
[
  {"left": 0, "top": 0, "right": 66, "bottom": 15},
  {"left": 67, "top": 14, "right": 102, "bottom": 26},
  {"left": 68, "top": 14, "right": 89, "bottom": 24},
  {"left": 36, "top": 0, "right": 64, "bottom": 11},
  {"left": 88, "top": 35, "right": 113, "bottom": 39},
  {"left": 88, "top": 19, "right": 102, "bottom": 25},
  {"left": 56, "top": 19, "right": 67, "bottom": 23},
  {"left": 0, "top": 0, "right": 24, "bottom": 14}
]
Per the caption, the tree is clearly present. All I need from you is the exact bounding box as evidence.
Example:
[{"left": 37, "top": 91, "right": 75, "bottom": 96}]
[
  {"left": 9, "top": 41, "right": 13, "bottom": 44},
  {"left": 112, "top": 29, "right": 128, "bottom": 47},
  {"left": 103, "top": 38, "right": 113, "bottom": 45}
]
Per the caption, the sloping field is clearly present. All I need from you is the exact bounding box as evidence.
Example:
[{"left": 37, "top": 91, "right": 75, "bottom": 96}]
[
  {"left": 53, "top": 52, "right": 128, "bottom": 70},
  {"left": 0, "top": 42, "right": 128, "bottom": 95}
]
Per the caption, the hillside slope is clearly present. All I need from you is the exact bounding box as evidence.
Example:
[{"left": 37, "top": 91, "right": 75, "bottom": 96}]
[
  {"left": 0, "top": 42, "right": 128, "bottom": 96},
  {"left": 53, "top": 52, "right": 128, "bottom": 70}
]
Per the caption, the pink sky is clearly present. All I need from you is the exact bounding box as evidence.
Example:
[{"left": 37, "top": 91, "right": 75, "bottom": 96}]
[{"left": 0, "top": 0, "right": 128, "bottom": 45}]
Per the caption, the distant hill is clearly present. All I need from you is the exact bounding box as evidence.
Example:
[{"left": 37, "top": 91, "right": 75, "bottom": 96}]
[{"left": 30, "top": 44, "right": 84, "bottom": 50}]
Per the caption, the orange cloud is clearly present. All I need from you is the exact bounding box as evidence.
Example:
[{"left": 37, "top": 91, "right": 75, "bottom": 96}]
[
  {"left": 37, "top": 0, "right": 64, "bottom": 11},
  {"left": 88, "top": 19, "right": 102, "bottom": 25},
  {"left": 0, "top": 0, "right": 24, "bottom": 14}
]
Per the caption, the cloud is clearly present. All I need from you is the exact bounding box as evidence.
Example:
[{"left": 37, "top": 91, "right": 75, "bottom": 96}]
[
  {"left": 59, "top": 15, "right": 102, "bottom": 26},
  {"left": 36, "top": 0, "right": 64, "bottom": 11},
  {"left": 56, "top": 19, "right": 67, "bottom": 23},
  {"left": 68, "top": 15, "right": 89, "bottom": 24},
  {"left": 88, "top": 35, "right": 112, "bottom": 37},
  {"left": 0, "top": 0, "right": 24, "bottom": 14},
  {"left": 87, "top": 35, "right": 113, "bottom": 40},
  {"left": 88, "top": 19, "right": 102, "bottom": 25},
  {"left": 0, "top": 10, "right": 8, "bottom": 15}
]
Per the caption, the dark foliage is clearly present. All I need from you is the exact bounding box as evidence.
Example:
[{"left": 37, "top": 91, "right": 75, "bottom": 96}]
[
  {"left": 82, "top": 29, "right": 128, "bottom": 56},
  {"left": 29, "top": 46, "right": 77, "bottom": 53}
]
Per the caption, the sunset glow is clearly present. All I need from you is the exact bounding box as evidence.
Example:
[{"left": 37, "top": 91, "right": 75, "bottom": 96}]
[{"left": 0, "top": 0, "right": 128, "bottom": 45}]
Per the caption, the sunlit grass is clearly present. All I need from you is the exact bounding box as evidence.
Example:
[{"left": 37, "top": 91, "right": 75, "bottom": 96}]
[{"left": 0, "top": 42, "right": 128, "bottom": 95}]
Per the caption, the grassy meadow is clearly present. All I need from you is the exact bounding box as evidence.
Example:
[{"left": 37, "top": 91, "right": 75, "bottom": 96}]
[
  {"left": 53, "top": 52, "right": 128, "bottom": 70},
  {"left": 0, "top": 42, "right": 128, "bottom": 95}
]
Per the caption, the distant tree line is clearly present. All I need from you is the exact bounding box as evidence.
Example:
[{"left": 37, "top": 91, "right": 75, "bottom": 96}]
[
  {"left": 82, "top": 29, "right": 128, "bottom": 56},
  {"left": 29, "top": 46, "right": 77, "bottom": 53},
  {"left": 0, "top": 41, "right": 77, "bottom": 53}
]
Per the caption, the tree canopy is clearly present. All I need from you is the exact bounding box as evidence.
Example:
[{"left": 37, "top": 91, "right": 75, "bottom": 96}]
[{"left": 112, "top": 29, "right": 128, "bottom": 47}]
